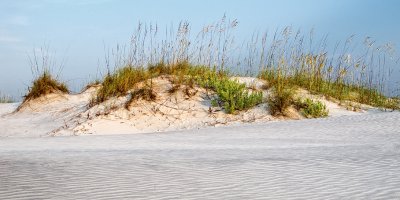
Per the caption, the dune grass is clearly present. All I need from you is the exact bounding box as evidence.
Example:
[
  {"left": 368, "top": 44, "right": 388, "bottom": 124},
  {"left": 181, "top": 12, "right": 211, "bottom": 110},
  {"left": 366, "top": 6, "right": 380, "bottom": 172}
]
[
  {"left": 259, "top": 64, "right": 398, "bottom": 111},
  {"left": 20, "top": 44, "right": 69, "bottom": 104},
  {"left": 267, "top": 86, "right": 295, "bottom": 116},
  {"left": 256, "top": 28, "right": 399, "bottom": 112},
  {"left": 84, "top": 18, "right": 398, "bottom": 117},
  {"left": 11, "top": 16, "right": 390, "bottom": 118},
  {"left": 22, "top": 71, "right": 69, "bottom": 103},
  {"left": 0, "top": 92, "right": 14, "bottom": 103},
  {"left": 90, "top": 60, "right": 263, "bottom": 114},
  {"left": 89, "top": 66, "right": 149, "bottom": 107},
  {"left": 124, "top": 86, "right": 157, "bottom": 110}
]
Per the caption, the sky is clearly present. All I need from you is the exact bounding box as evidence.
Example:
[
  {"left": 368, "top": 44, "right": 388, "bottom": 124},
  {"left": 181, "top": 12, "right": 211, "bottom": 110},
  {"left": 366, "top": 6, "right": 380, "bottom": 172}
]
[{"left": 1, "top": 0, "right": 400, "bottom": 98}]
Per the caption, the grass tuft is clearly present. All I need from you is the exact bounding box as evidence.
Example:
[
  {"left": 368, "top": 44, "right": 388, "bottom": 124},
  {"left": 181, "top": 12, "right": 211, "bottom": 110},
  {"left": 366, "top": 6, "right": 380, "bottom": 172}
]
[
  {"left": 125, "top": 87, "right": 157, "bottom": 110},
  {"left": 90, "top": 67, "right": 148, "bottom": 106},
  {"left": 267, "top": 86, "right": 295, "bottom": 116},
  {"left": 0, "top": 92, "right": 14, "bottom": 103},
  {"left": 22, "top": 71, "right": 69, "bottom": 102}
]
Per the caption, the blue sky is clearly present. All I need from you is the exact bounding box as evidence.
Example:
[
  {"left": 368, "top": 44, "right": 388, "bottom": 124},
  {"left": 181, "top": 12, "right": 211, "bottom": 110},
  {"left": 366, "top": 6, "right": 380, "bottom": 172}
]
[{"left": 1, "top": 0, "right": 399, "bottom": 98}]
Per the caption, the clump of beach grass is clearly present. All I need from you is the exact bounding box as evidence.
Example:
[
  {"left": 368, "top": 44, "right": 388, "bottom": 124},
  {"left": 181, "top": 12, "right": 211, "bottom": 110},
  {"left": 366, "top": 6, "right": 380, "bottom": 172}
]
[
  {"left": 89, "top": 66, "right": 149, "bottom": 107},
  {"left": 267, "top": 86, "right": 295, "bottom": 116},
  {"left": 258, "top": 27, "right": 399, "bottom": 111},
  {"left": 21, "top": 45, "right": 69, "bottom": 104},
  {"left": 22, "top": 71, "right": 69, "bottom": 103},
  {"left": 124, "top": 85, "right": 157, "bottom": 110},
  {"left": 0, "top": 92, "right": 14, "bottom": 103}
]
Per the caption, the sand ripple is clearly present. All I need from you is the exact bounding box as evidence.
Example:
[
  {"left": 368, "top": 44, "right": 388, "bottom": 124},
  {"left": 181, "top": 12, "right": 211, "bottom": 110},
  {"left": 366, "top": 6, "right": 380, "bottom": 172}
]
[{"left": 1, "top": 112, "right": 400, "bottom": 199}]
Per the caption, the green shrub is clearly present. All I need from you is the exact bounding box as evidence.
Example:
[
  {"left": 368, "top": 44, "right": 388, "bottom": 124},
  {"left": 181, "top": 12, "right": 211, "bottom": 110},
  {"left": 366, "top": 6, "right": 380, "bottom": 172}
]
[
  {"left": 208, "top": 77, "right": 263, "bottom": 114},
  {"left": 295, "top": 98, "right": 329, "bottom": 118}
]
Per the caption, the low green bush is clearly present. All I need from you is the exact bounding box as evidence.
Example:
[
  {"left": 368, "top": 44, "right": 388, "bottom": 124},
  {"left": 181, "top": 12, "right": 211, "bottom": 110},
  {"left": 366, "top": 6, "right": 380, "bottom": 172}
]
[
  {"left": 197, "top": 71, "right": 263, "bottom": 114},
  {"left": 295, "top": 98, "right": 329, "bottom": 118},
  {"left": 213, "top": 78, "right": 263, "bottom": 114}
]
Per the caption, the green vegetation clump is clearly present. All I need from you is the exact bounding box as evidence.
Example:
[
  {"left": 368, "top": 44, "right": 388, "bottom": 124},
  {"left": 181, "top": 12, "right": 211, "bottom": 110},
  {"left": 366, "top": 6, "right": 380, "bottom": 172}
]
[
  {"left": 186, "top": 65, "right": 263, "bottom": 114},
  {"left": 23, "top": 71, "right": 69, "bottom": 102},
  {"left": 259, "top": 53, "right": 398, "bottom": 110},
  {"left": 90, "top": 67, "right": 148, "bottom": 106},
  {"left": 0, "top": 92, "right": 14, "bottom": 103},
  {"left": 207, "top": 78, "right": 263, "bottom": 114},
  {"left": 267, "top": 86, "right": 295, "bottom": 116},
  {"left": 295, "top": 98, "right": 329, "bottom": 118},
  {"left": 91, "top": 61, "right": 263, "bottom": 114}
]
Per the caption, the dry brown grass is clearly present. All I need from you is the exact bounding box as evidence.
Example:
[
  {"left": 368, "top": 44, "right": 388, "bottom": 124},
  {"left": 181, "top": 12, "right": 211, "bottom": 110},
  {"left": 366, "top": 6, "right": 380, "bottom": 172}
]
[{"left": 22, "top": 71, "right": 69, "bottom": 103}]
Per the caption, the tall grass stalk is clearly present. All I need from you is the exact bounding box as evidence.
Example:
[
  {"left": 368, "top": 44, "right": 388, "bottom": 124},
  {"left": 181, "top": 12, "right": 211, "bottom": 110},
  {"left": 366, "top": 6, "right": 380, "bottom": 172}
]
[
  {"left": 0, "top": 92, "right": 14, "bottom": 103},
  {"left": 21, "top": 45, "right": 69, "bottom": 103}
]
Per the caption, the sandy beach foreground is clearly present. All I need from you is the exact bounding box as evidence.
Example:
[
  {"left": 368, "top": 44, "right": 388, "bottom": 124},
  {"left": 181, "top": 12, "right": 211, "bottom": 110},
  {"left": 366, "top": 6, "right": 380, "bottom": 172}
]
[{"left": 1, "top": 111, "right": 399, "bottom": 199}]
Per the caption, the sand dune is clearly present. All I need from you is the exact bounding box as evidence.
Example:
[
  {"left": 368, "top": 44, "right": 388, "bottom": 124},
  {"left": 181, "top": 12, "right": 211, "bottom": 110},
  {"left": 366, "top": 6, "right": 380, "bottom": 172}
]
[
  {"left": 0, "top": 77, "right": 377, "bottom": 137},
  {"left": 0, "top": 112, "right": 399, "bottom": 199}
]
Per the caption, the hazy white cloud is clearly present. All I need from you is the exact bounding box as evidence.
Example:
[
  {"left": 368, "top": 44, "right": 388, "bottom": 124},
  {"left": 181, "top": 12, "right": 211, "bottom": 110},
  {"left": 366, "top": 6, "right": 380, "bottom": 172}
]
[
  {"left": 0, "top": 35, "right": 22, "bottom": 43},
  {"left": 42, "top": 0, "right": 112, "bottom": 6},
  {"left": 0, "top": 15, "right": 30, "bottom": 27},
  {"left": 7, "top": 15, "right": 29, "bottom": 26}
]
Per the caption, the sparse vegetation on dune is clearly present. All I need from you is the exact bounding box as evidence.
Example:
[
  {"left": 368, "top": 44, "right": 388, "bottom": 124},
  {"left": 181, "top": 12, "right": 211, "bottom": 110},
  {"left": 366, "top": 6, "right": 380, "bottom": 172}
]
[
  {"left": 91, "top": 60, "right": 263, "bottom": 114},
  {"left": 124, "top": 86, "right": 157, "bottom": 110},
  {"left": 257, "top": 28, "right": 399, "bottom": 111},
  {"left": 259, "top": 60, "right": 399, "bottom": 111},
  {"left": 20, "top": 45, "right": 69, "bottom": 105},
  {"left": 89, "top": 66, "right": 149, "bottom": 106},
  {"left": 203, "top": 76, "right": 263, "bottom": 114},
  {"left": 22, "top": 71, "right": 69, "bottom": 103},
  {"left": 267, "top": 86, "right": 295, "bottom": 116},
  {"left": 295, "top": 98, "right": 329, "bottom": 118},
  {"left": 20, "top": 17, "right": 398, "bottom": 118},
  {"left": 86, "top": 17, "right": 398, "bottom": 117},
  {"left": 0, "top": 92, "right": 14, "bottom": 103}
]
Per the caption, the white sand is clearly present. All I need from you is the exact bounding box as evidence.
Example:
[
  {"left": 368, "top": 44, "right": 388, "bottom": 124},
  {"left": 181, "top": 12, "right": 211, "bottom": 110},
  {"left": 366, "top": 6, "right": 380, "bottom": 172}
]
[
  {"left": 0, "top": 77, "right": 399, "bottom": 199},
  {"left": 0, "top": 112, "right": 399, "bottom": 199}
]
